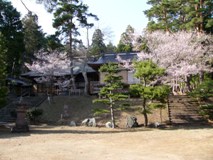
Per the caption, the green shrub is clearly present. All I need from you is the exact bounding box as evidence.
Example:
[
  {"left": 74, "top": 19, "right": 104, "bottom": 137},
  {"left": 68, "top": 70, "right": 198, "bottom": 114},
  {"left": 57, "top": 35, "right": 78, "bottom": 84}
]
[
  {"left": 189, "top": 79, "right": 213, "bottom": 101},
  {"left": 27, "top": 108, "right": 43, "bottom": 124},
  {"left": 0, "top": 86, "right": 8, "bottom": 108},
  {"left": 189, "top": 79, "right": 213, "bottom": 120},
  {"left": 129, "top": 86, "right": 140, "bottom": 98},
  {"left": 199, "top": 104, "right": 213, "bottom": 120}
]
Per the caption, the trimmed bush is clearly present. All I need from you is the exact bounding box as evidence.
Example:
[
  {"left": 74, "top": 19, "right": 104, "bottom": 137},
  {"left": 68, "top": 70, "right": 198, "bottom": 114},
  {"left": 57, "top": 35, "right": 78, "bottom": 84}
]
[
  {"left": 27, "top": 108, "right": 43, "bottom": 124},
  {"left": 199, "top": 104, "right": 213, "bottom": 120}
]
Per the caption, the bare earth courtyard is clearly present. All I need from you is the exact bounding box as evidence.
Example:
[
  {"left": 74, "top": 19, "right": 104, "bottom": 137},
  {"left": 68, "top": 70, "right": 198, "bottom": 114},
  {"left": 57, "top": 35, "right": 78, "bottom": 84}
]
[{"left": 0, "top": 125, "right": 213, "bottom": 160}]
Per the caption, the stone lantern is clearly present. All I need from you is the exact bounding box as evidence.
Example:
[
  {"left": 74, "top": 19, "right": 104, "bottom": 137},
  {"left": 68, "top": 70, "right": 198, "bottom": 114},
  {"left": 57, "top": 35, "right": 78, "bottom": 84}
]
[{"left": 11, "top": 102, "right": 29, "bottom": 133}]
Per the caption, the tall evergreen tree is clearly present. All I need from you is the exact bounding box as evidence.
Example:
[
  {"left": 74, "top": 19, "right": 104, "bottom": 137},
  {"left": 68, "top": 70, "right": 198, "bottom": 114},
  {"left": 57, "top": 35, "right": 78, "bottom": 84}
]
[
  {"left": 144, "top": 0, "right": 178, "bottom": 32},
  {"left": 52, "top": 0, "right": 98, "bottom": 89},
  {"left": 116, "top": 25, "right": 134, "bottom": 53},
  {"left": 0, "top": 0, "right": 24, "bottom": 76},
  {"left": 0, "top": 32, "right": 8, "bottom": 107},
  {"left": 90, "top": 28, "right": 106, "bottom": 56},
  {"left": 22, "top": 12, "right": 46, "bottom": 63},
  {"left": 120, "top": 25, "right": 135, "bottom": 44},
  {"left": 184, "top": 0, "right": 213, "bottom": 33},
  {"left": 144, "top": 0, "right": 213, "bottom": 33},
  {"left": 45, "top": 33, "right": 63, "bottom": 51},
  {"left": 105, "top": 42, "right": 116, "bottom": 53},
  {"left": 0, "top": 33, "right": 7, "bottom": 80}
]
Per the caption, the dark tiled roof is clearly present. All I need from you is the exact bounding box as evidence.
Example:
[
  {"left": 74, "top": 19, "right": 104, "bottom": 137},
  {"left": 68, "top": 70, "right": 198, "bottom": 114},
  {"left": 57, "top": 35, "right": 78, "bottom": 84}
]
[
  {"left": 88, "top": 52, "right": 139, "bottom": 65},
  {"left": 7, "top": 77, "right": 32, "bottom": 86}
]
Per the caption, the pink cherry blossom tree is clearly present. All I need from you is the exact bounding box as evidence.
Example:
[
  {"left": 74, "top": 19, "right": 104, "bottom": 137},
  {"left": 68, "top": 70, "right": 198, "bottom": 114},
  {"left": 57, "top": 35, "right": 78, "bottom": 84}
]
[
  {"left": 117, "top": 31, "right": 213, "bottom": 95},
  {"left": 139, "top": 31, "right": 213, "bottom": 94},
  {"left": 25, "top": 50, "right": 70, "bottom": 77},
  {"left": 25, "top": 50, "right": 71, "bottom": 94},
  {"left": 25, "top": 49, "right": 92, "bottom": 95}
]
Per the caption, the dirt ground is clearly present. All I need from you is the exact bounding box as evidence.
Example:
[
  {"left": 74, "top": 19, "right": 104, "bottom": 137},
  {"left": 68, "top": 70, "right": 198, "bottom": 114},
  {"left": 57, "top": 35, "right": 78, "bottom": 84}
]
[{"left": 0, "top": 125, "right": 213, "bottom": 160}]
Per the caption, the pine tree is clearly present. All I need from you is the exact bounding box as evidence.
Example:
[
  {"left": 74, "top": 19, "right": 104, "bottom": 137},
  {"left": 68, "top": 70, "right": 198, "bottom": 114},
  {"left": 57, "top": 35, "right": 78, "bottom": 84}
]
[
  {"left": 144, "top": 0, "right": 213, "bottom": 33},
  {"left": 105, "top": 42, "right": 116, "bottom": 53},
  {"left": 0, "top": 0, "right": 24, "bottom": 75},
  {"left": 53, "top": 0, "right": 98, "bottom": 89},
  {"left": 144, "top": 0, "right": 179, "bottom": 32},
  {"left": 130, "top": 60, "right": 169, "bottom": 126},
  {"left": 0, "top": 33, "right": 8, "bottom": 108},
  {"left": 90, "top": 29, "right": 106, "bottom": 56},
  {"left": 116, "top": 25, "right": 134, "bottom": 53},
  {"left": 45, "top": 33, "right": 63, "bottom": 51},
  {"left": 93, "top": 63, "right": 128, "bottom": 128},
  {"left": 22, "top": 12, "right": 46, "bottom": 62}
]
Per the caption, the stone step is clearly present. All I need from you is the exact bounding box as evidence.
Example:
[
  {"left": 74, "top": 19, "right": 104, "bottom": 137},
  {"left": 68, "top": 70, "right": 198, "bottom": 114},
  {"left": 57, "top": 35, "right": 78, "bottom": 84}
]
[
  {"left": 169, "top": 103, "right": 198, "bottom": 107},
  {"left": 171, "top": 106, "right": 199, "bottom": 109},
  {"left": 168, "top": 95, "right": 207, "bottom": 125},
  {"left": 171, "top": 108, "right": 199, "bottom": 111},
  {"left": 171, "top": 113, "right": 205, "bottom": 123},
  {"left": 170, "top": 108, "right": 200, "bottom": 112},
  {"left": 172, "top": 115, "right": 203, "bottom": 119},
  {"left": 171, "top": 117, "right": 206, "bottom": 123},
  {"left": 171, "top": 115, "right": 203, "bottom": 119}
]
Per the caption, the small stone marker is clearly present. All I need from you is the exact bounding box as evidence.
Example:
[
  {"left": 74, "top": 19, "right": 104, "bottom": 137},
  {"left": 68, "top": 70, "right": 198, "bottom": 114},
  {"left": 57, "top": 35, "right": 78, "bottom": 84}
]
[
  {"left": 82, "top": 118, "right": 89, "bottom": 126},
  {"left": 81, "top": 118, "right": 96, "bottom": 127},
  {"left": 154, "top": 122, "right": 160, "bottom": 128},
  {"left": 69, "top": 121, "right": 76, "bottom": 126},
  {"left": 126, "top": 116, "right": 139, "bottom": 128},
  {"left": 105, "top": 121, "right": 113, "bottom": 128},
  {"left": 63, "top": 104, "right": 70, "bottom": 118},
  {"left": 148, "top": 122, "right": 161, "bottom": 128}
]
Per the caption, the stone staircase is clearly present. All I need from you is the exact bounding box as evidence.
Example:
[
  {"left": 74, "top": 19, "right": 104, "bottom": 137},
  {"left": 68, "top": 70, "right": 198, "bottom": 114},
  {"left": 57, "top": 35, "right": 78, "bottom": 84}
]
[
  {"left": 0, "top": 96, "right": 47, "bottom": 122},
  {"left": 168, "top": 95, "right": 207, "bottom": 125}
]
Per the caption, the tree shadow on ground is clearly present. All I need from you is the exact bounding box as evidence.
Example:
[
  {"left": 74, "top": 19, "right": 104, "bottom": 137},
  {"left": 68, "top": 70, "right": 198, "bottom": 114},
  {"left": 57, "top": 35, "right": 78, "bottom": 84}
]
[
  {"left": 29, "top": 125, "right": 153, "bottom": 135},
  {"left": 0, "top": 125, "right": 152, "bottom": 139},
  {"left": 0, "top": 127, "right": 31, "bottom": 139},
  {"left": 158, "top": 122, "right": 213, "bottom": 131},
  {"left": 1, "top": 122, "right": 212, "bottom": 139}
]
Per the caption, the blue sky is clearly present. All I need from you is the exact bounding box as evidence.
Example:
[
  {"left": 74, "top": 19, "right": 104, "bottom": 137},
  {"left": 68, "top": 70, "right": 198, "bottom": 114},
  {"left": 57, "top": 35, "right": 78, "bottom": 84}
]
[{"left": 11, "top": 0, "right": 150, "bottom": 45}]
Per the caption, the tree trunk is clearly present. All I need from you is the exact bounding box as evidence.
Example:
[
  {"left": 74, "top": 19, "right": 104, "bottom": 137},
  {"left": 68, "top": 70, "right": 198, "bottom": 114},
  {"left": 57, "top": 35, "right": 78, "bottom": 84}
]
[
  {"left": 82, "top": 71, "right": 89, "bottom": 95},
  {"left": 163, "top": 9, "right": 169, "bottom": 33},
  {"left": 70, "top": 60, "right": 76, "bottom": 90},
  {"left": 49, "top": 75, "right": 54, "bottom": 102},
  {"left": 69, "top": 27, "right": 76, "bottom": 90},
  {"left": 81, "top": 29, "right": 90, "bottom": 95},
  {"left": 109, "top": 92, "right": 115, "bottom": 128},
  {"left": 142, "top": 98, "right": 148, "bottom": 127},
  {"left": 195, "top": 0, "right": 204, "bottom": 33},
  {"left": 167, "top": 95, "right": 172, "bottom": 124},
  {"left": 199, "top": 0, "right": 204, "bottom": 33},
  {"left": 110, "top": 105, "right": 115, "bottom": 128},
  {"left": 86, "top": 27, "right": 90, "bottom": 48},
  {"left": 199, "top": 71, "right": 204, "bottom": 84},
  {"left": 186, "top": 75, "right": 192, "bottom": 92}
]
